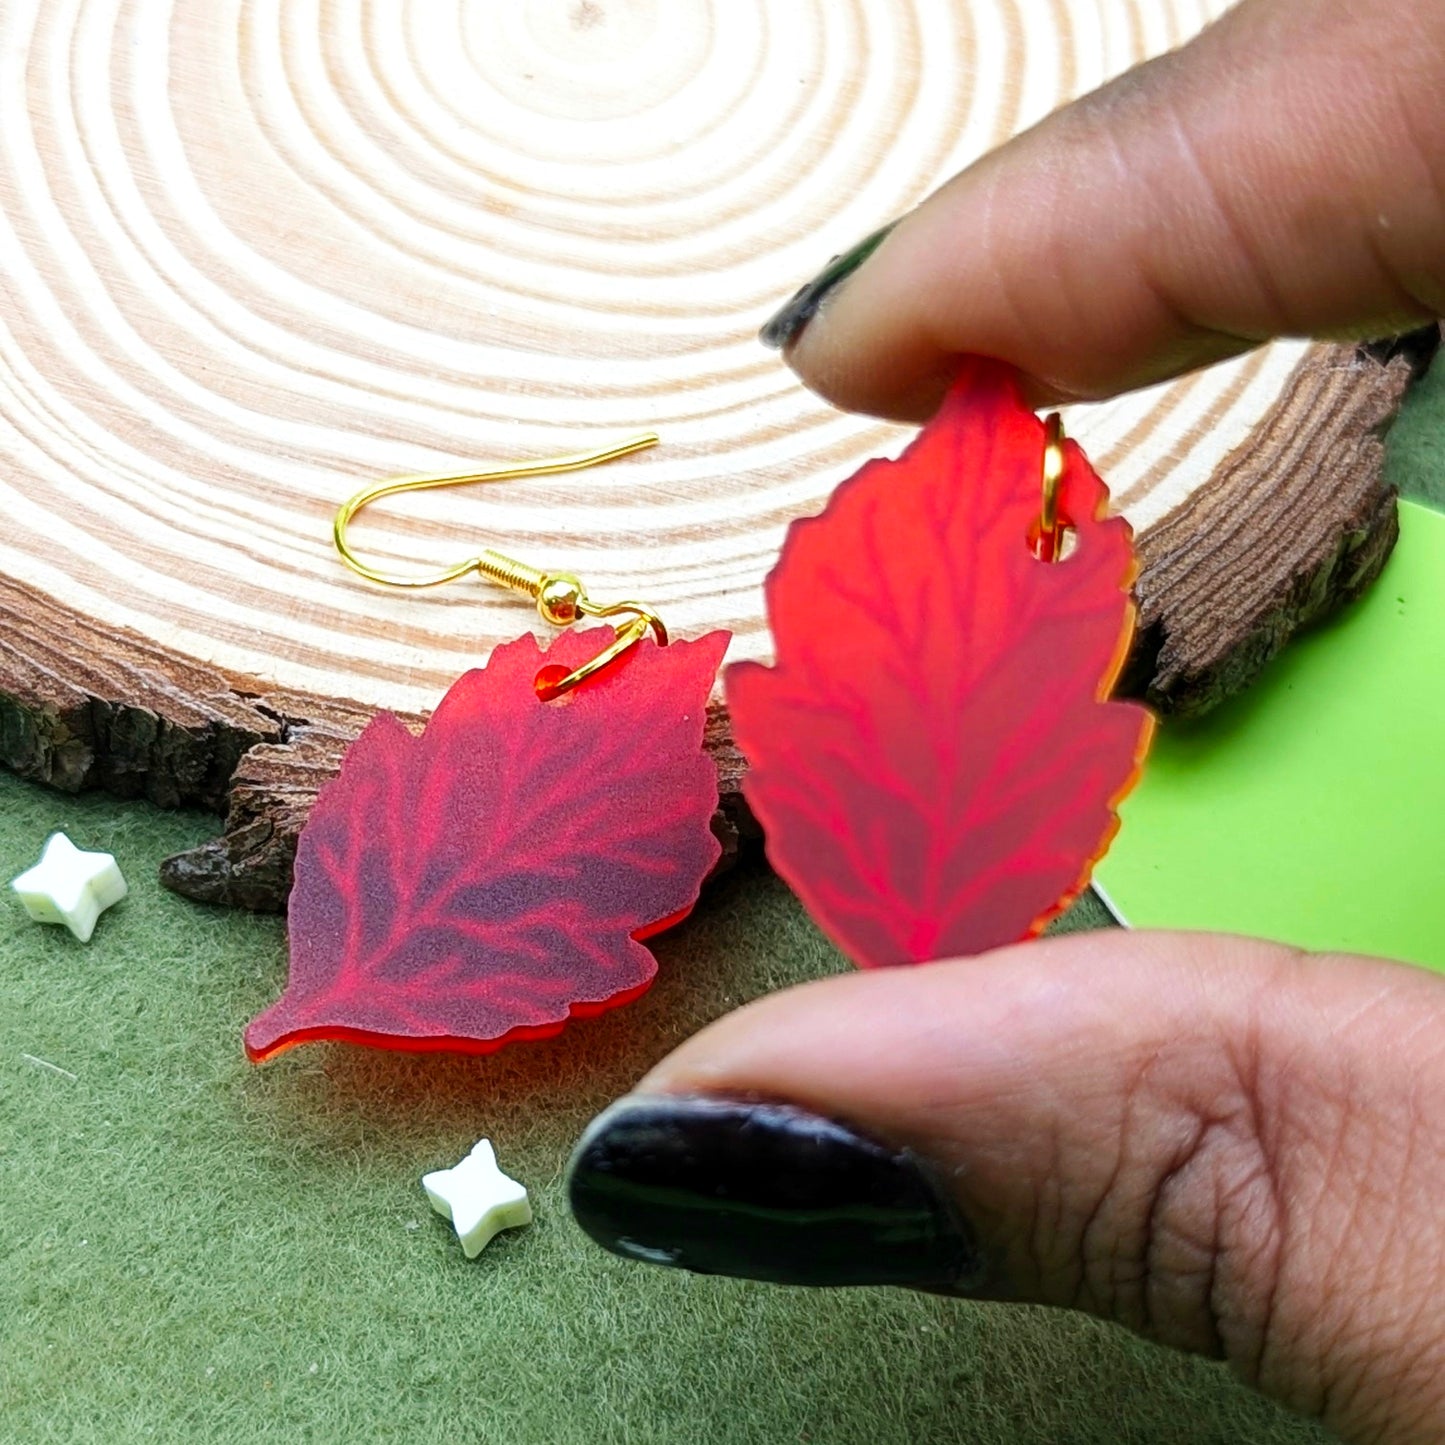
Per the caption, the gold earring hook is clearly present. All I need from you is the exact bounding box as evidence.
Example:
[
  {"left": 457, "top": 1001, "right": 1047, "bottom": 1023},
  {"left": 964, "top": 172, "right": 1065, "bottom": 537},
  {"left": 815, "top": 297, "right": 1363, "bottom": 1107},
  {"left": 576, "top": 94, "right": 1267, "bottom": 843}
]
[
  {"left": 1037, "top": 413, "right": 1068, "bottom": 562},
  {"left": 333, "top": 432, "right": 668, "bottom": 700}
]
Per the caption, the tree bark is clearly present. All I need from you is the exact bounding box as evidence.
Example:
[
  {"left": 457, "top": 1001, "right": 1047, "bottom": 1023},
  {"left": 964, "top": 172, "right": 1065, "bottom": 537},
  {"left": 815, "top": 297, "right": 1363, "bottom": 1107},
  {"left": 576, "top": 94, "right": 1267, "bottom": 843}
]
[{"left": 1, "top": 337, "right": 1430, "bottom": 911}]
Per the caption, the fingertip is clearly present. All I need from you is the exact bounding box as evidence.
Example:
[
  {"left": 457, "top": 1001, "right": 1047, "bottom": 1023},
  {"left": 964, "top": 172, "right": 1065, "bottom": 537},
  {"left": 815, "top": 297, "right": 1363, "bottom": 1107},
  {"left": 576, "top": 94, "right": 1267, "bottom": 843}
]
[{"left": 565, "top": 1090, "right": 986, "bottom": 1290}]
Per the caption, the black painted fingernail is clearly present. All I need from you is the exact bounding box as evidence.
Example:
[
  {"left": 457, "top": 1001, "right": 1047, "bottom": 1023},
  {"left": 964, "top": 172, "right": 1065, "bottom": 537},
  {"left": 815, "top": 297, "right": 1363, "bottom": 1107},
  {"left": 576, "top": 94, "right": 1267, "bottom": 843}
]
[
  {"left": 759, "top": 223, "right": 897, "bottom": 351},
  {"left": 566, "top": 1093, "right": 982, "bottom": 1290}
]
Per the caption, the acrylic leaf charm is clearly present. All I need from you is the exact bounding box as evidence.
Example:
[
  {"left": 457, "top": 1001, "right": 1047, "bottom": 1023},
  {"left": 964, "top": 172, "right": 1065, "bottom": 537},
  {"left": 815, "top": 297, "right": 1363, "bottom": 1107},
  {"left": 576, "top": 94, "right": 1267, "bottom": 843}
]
[
  {"left": 245, "top": 627, "right": 729, "bottom": 1061},
  {"left": 727, "top": 358, "right": 1152, "bottom": 968}
]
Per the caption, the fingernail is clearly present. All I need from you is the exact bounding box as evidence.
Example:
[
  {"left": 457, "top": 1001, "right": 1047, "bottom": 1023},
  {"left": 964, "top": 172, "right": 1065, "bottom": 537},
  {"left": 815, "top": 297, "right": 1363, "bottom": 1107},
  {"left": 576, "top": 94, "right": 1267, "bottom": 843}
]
[
  {"left": 566, "top": 1093, "right": 982, "bottom": 1289},
  {"left": 759, "top": 223, "right": 896, "bottom": 351}
]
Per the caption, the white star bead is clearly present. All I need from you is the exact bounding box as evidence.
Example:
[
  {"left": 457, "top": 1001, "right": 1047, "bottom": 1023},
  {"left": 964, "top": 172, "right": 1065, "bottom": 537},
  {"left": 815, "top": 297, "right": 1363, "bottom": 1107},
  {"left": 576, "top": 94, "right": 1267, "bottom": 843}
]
[
  {"left": 422, "top": 1140, "right": 532, "bottom": 1259},
  {"left": 9, "top": 833, "right": 128, "bottom": 943}
]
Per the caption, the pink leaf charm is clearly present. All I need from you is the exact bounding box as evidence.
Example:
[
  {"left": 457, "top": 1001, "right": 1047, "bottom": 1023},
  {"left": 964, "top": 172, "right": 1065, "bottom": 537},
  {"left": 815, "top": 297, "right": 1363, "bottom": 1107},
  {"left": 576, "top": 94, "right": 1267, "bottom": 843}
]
[
  {"left": 727, "top": 360, "right": 1152, "bottom": 967},
  {"left": 246, "top": 627, "right": 730, "bottom": 1060}
]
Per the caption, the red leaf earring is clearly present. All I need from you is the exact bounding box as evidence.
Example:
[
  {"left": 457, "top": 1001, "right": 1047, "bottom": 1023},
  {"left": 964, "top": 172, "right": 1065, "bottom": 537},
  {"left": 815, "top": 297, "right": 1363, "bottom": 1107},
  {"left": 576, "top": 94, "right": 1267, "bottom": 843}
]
[
  {"left": 245, "top": 435, "right": 729, "bottom": 1062},
  {"left": 727, "top": 358, "right": 1154, "bottom": 968}
]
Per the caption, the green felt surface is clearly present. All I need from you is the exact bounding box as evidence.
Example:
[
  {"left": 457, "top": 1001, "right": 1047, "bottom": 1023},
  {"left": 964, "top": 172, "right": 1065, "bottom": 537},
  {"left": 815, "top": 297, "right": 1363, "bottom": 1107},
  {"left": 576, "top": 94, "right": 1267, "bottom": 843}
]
[
  {"left": 1096, "top": 500, "right": 1445, "bottom": 967},
  {"left": 1385, "top": 351, "right": 1445, "bottom": 509},
  {"left": 5, "top": 360, "right": 1441, "bottom": 1444},
  {"left": 1, "top": 776, "right": 1322, "bottom": 1445}
]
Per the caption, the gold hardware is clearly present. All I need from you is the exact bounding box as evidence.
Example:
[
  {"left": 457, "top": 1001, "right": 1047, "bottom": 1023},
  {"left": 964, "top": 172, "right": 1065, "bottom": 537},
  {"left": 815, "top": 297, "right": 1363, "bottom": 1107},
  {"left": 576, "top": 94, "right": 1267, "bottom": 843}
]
[
  {"left": 333, "top": 433, "right": 667, "bottom": 699},
  {"left": 1037, "top": 413, "right": 1068, "bottom": 562}
]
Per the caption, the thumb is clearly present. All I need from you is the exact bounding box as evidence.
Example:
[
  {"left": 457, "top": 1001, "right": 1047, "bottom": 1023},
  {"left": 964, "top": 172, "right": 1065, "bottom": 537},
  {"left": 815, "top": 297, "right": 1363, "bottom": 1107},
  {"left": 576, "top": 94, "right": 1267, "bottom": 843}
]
[
  {"left": 763, "top": 0, "right": 1445, "bottom": 417},
  {"left": 568, "top": 933, "right": 1445, "bottom": 1445}
]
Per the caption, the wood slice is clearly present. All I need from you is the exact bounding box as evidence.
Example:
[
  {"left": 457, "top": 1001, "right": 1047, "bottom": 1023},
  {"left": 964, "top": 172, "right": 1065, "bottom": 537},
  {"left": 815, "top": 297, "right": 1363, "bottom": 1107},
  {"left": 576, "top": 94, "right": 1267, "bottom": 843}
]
[{"left": 0, "top": 1, "right": 1431, "bottom": 910}]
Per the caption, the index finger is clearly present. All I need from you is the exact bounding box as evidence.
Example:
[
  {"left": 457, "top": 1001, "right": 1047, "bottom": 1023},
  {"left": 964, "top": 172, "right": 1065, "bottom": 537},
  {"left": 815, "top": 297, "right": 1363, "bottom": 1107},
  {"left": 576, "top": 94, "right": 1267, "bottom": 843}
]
[{"left": 764, "top": 0, "right": 1445, "bottom": 419}]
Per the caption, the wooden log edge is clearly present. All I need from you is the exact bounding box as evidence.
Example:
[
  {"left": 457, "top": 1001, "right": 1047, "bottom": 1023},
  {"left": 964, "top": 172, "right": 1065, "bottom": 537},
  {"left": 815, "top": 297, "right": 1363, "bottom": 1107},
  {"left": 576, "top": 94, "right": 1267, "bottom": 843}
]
[
  {"left": 0, "top": 333, "right": 1435, "bottom": 912},
  {"left": 1120, "top": 329, "right": 1439, "bottom": 712}
]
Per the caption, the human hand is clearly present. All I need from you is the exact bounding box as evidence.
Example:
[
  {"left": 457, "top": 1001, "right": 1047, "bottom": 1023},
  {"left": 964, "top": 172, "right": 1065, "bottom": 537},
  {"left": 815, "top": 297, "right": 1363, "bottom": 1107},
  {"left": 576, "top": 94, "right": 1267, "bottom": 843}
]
[
  {"left": 567, "top": 3, "right": 1445, "bottom": 1442},
  {"left": 570, "top": 938, "right": 1445, "bottom": 1445},
  {"left": 760, "top": 0, "right": 1445, "bottom": 418}
]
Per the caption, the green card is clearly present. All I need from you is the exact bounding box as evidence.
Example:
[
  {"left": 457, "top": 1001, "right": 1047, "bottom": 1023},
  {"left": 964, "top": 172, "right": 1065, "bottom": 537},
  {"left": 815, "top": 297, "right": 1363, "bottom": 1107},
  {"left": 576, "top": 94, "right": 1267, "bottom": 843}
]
[{"left": 1095, "top": 500, "right": 1445, "bottom": 971}]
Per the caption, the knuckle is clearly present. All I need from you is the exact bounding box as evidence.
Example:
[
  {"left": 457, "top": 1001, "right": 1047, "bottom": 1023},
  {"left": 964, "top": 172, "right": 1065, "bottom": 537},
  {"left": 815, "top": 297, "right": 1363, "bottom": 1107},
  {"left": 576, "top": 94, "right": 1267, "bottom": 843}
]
[
  {"left": 1024, "top": 974, "right": 1295, "bottom": 1367},
  {"left": 1074, "top": 1057, "right": 1288, "bottom": 1368},
  {"left": 978, "top": 943, "right": 1445, "bottom": 1438},
  {"left": 1032, "top": 952, "right": 1445, "bottom": 1440}
]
